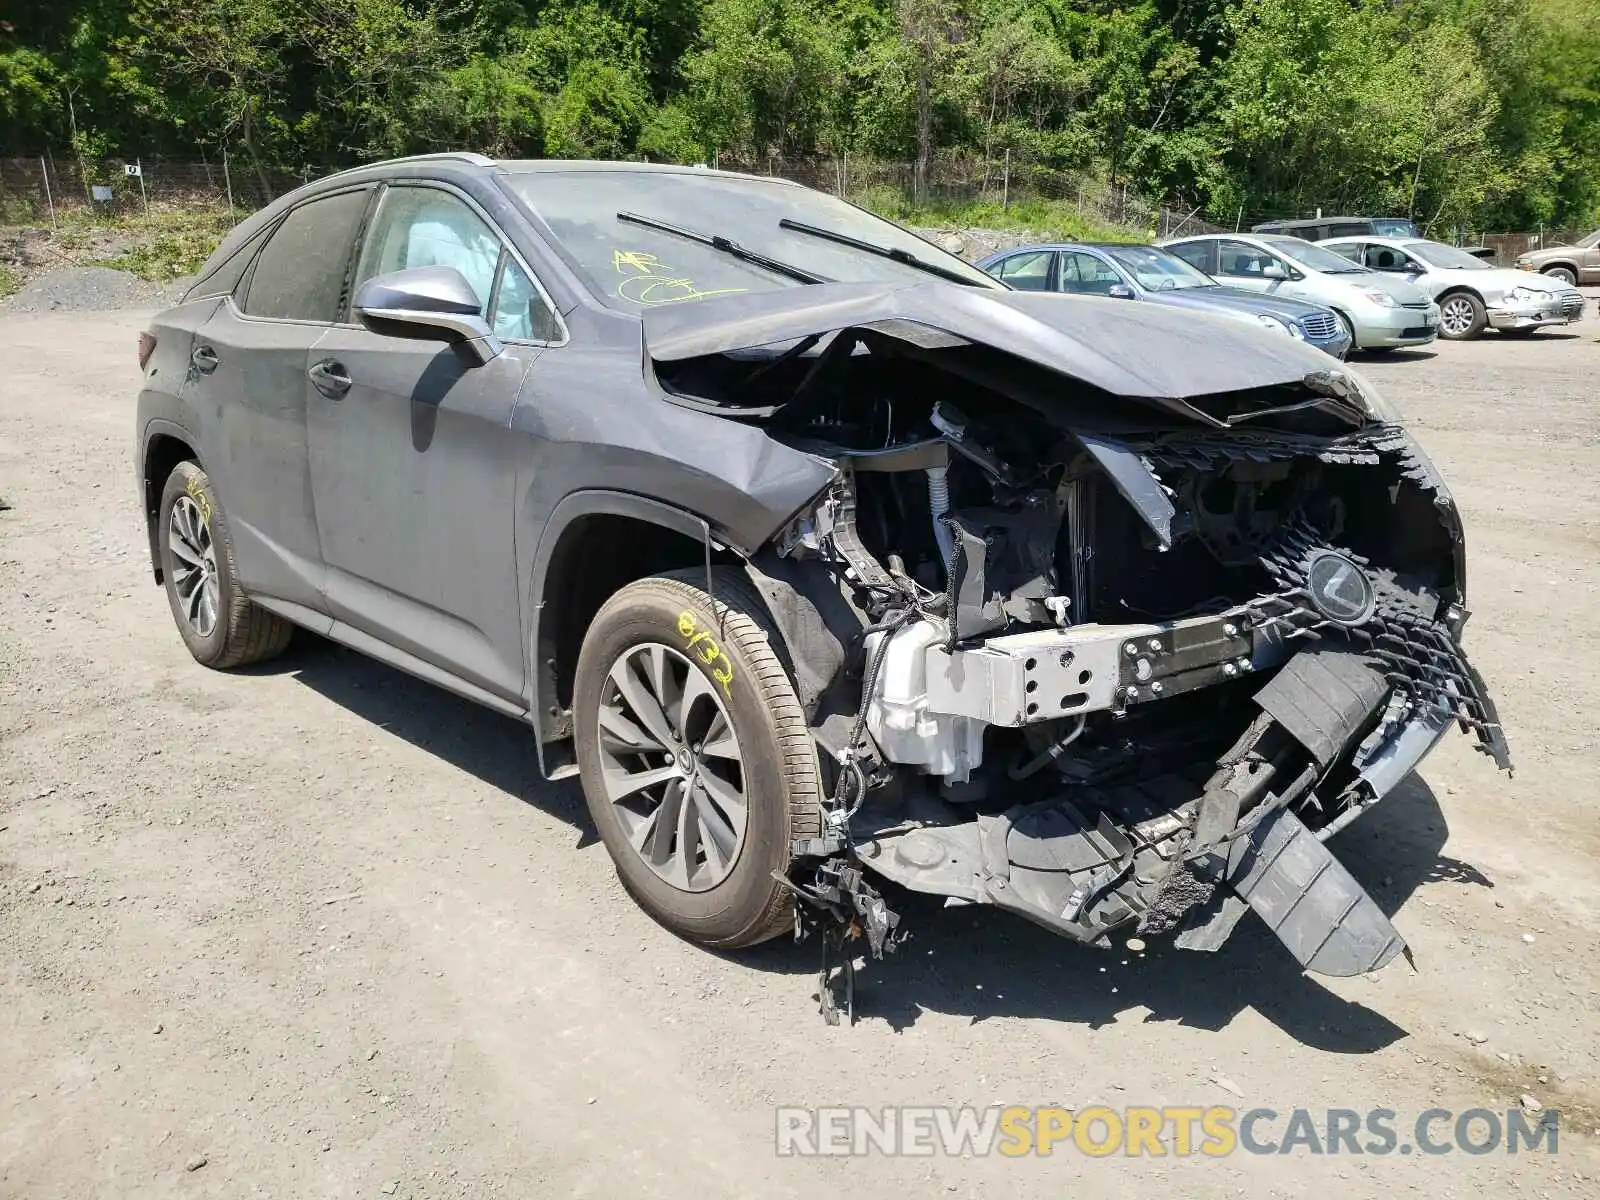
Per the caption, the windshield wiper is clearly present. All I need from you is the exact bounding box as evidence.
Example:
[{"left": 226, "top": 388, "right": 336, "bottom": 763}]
[
  {"left": 617, "top": 211, "right": 827, "bottom": 285},
  {"left": 777, "top": 218, "right": 990, "bottom": 287}
]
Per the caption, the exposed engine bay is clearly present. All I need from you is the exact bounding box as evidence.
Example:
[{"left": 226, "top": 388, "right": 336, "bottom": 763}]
[{"left": 651, "top": 307, "right": 1510, "bottom": 1023}]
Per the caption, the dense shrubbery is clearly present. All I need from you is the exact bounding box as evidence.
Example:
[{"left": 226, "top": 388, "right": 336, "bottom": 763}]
[{"left": 2, "top": 0, "right": 1596, "bottom": 228}]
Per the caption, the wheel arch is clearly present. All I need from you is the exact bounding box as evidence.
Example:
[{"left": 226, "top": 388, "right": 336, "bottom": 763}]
[
  {"left": 141, "top": 421, "right": 202, "bottom": 584},
  {"left": 526, "top": 490, "right": 748, "bottom": 776},
  {"left": 1539, "top": 261, "right": 1579, "bottom": 279}
]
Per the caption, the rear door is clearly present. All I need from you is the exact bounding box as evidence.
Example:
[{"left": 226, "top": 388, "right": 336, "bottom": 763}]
[
  {"left": 306, "top": 182, "right": 561, "bottom": 704},
  {"left": 185, "top": 186, "right": 374, "bottom": 616}
]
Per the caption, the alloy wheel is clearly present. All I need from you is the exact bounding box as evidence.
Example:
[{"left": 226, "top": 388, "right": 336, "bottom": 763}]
[
  {"left": 168, "top": 494, "right": 220, "bottom": 638},
  {"left": 1439, "top": 296, "right": 1477, "bottom": 337},
  {"left": 596, "top": 642, "right": 748, "bottom": 892}
]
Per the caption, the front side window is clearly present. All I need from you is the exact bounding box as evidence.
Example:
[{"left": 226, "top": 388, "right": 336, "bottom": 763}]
[
  {"left": 242, "top": 189, "right": 372, "bottom": 322},
  {"left": 1057, "top": 252, "right": 1125, "bottom": 295},
  {"left": 490, "top": 256, "right": 562, "bottom": 341},
  {"left": 356, "top": 185, "right": 560, "bottom": 341},
  {"left": 1217, "top": 240, "right": 1276, "bottom": 277},
  {"left": 994, "top": 251, "right": 1056, "bottom": 291},
  {"left": 1364, "top": 244, "right": 1414, "bottom": 272},
  {"left": 1323, "top": 242, "right": 1363, "bottom": 263},
  {"left": 357, "top": 187, "right": 503, "bottom": 310}
]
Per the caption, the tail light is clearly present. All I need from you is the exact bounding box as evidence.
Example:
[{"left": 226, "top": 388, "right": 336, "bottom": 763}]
[{"left": 137, "top": 332, "right": 157, "bottom": 371}]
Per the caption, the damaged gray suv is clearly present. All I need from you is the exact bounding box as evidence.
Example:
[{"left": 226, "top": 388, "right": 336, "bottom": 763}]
[{"left": 136, "top": 156, "right": 1508, "bottom": 1019}]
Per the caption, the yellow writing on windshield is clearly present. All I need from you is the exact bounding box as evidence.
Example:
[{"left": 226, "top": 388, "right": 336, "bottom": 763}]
[{"left": 611, "top": 247, "right": 748, "bottom": 306}]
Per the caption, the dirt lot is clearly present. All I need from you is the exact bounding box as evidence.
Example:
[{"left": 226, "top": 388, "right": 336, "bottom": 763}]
[{"left": 3, "top": 307, "right": 1599, "bottom": 1198}]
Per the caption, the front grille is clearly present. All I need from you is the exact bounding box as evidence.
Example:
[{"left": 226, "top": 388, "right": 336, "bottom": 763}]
[
  {"left": 1557, "top": 290, "right": 1585, "bottom": 319},
  {"left": 1400, "top": 300, "right": 1432, "bottom": 310},
  {"left": 1300, "top": 312, "right": 1339, "bottom": 340},
  {"left": 1255, "top": 521, "right": 1510, "bottom": 771},
  {"left": 1399, "top": 326, "right": 1434, "bottom": 338}
]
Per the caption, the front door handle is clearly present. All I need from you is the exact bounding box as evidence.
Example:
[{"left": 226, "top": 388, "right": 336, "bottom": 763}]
[
  {"left": 308, "top": 358, "right": 352, "bottom": 399},
  {"left": 190, "top": 344, "right": 220, "bottom": 375}
]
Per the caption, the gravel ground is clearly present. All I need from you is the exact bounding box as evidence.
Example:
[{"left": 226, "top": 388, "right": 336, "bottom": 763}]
[
  {"left": 2, "top": 304, "right": 1599, "bottom": 1198},
  {"left": 0, "top": 266, "right": 188, "bottom": 314}
]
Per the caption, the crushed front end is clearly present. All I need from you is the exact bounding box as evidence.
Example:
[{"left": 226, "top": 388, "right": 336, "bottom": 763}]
[{"left": 647, "top": 296, "right": 1509, "bottom": 1014}]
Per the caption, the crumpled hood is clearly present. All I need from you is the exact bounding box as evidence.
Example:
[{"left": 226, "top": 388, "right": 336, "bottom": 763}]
[{"left": 641, "top": 281, "right": 1341, "bottom": 402}]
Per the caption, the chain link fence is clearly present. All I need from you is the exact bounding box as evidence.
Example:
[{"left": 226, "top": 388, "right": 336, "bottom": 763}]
[
  {"left": 3, "top": 151, "right": 1225, "bottom": 239},
  {"left": 0, "top": 155, "right": 324, "bottom": 227}
]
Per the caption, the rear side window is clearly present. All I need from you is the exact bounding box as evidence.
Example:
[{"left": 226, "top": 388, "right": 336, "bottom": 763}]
[
  {"left": 242, "top": 189, "right": 372, "bottom": 322},
  {"left": 186, "top": 225, "right": 272, "bottom": 302}
]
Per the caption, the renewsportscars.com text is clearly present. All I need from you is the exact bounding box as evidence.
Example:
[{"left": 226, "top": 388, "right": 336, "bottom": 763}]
[{"left": 775, "top": 1106, "right": 1562, "bottom": 1158}]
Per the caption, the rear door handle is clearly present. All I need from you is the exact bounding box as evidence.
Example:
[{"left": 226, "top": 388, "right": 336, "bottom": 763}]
[
  {"left": 308, "top": 358, "right": 352, "bottom": 399},
  {"left": 190, "top": 344, "right": 220, "bottom": 375}
]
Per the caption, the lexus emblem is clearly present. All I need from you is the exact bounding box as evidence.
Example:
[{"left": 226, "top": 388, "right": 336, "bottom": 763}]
[{"left": 1306, "top": 551, "right": 1376, "bottom": 626}]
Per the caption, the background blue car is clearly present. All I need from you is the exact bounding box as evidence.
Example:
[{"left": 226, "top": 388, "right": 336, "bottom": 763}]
[{"left": 977, "top": 242, "right": 1352, "bottom": 359}]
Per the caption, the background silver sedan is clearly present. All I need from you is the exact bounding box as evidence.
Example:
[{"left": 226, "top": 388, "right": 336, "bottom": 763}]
[{"left": 1320, "top": 236, "right": 1586, "bottom": 340}]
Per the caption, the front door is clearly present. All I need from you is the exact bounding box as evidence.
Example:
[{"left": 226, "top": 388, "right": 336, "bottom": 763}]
[{"left": 306, "top": 183, "right": 562, "bottom": 704}]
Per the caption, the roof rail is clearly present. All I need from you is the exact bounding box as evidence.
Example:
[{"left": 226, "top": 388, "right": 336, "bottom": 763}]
[{"left": 317, "top": 151, "right": 495, "bottom": 183}]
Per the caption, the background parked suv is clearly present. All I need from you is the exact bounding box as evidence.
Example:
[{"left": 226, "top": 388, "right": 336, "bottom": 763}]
[
  {"left": 1513, "top": 229, "right": 1600, "bottom": 286},
  {"left": 1252, "top": 216, "right": 1423, "bottom": 241}
]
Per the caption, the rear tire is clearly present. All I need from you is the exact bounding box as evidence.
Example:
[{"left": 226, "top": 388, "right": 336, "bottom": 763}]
[
  {"left": 157, "top": 461, "right": 293, "bottom": 669},
  {"left": 573, "top": 567, "right": 824, "bottom": 949},
  {"left": 1438, "top": 291, "right": 1486, "bottom": 340}
]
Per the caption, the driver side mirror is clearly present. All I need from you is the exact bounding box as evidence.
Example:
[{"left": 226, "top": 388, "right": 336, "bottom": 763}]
[
  {"left": 354, "top": 266, "right": 503, "bottom": 366},
  {"left": 1261, "top": 262, "right": 1287, "bottom": 281},
  {"left": 1108, "top": 283, "right": 1135, "bottom": 299}
]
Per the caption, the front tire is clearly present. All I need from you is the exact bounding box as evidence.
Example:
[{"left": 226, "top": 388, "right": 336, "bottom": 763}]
[
  {"left": 573, "top": 567, "right": 824, "bottom": 949},
  {"left": 157, "top": 461, "right": 292, "bottom": 668},
  {"left": 1543, "top": 266, "right": 1577, "bottom": 287},
  {"left": 1438, "top": 291, "right": 1486, "bottom": 340}
]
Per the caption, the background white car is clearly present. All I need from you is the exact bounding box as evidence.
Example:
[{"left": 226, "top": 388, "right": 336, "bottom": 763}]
[{"left": 1320, "top": 236, "right": 1587, "bottom": 340}]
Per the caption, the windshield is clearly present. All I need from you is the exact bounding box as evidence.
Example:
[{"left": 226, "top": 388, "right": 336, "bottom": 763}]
[
  {"left": 1100, "top": 244, "right": 1217, "bottom": 291},
  {"left": 1580, "top": 229, "right": 1600, "bottom": 249},
  {"left": 1407, "top": 241, "right": 1490, "bottom": 270},
  {"left": 1264, "top": 236, "right": 1369, "bottom": 274},
  {"left": 501, "top": 169, "right": 997, "bottom": 309},
  {"left": 1371, "top": 219, "right": 1422, "bottom": 237}
]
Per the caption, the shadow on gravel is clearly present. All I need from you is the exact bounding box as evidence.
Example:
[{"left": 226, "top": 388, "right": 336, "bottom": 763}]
[
  {"left": 1353, "top": 348, "right": 1437, "bottom": 363},
  {"left": 249, "top": 635, "right": 1494, "bottom": 1052},
  {"left": 245, "top": 634, "right": 597, "bottom": 845},
  {"left": 740, "top": 774, "right": 1489, "bottom": 1051}
]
